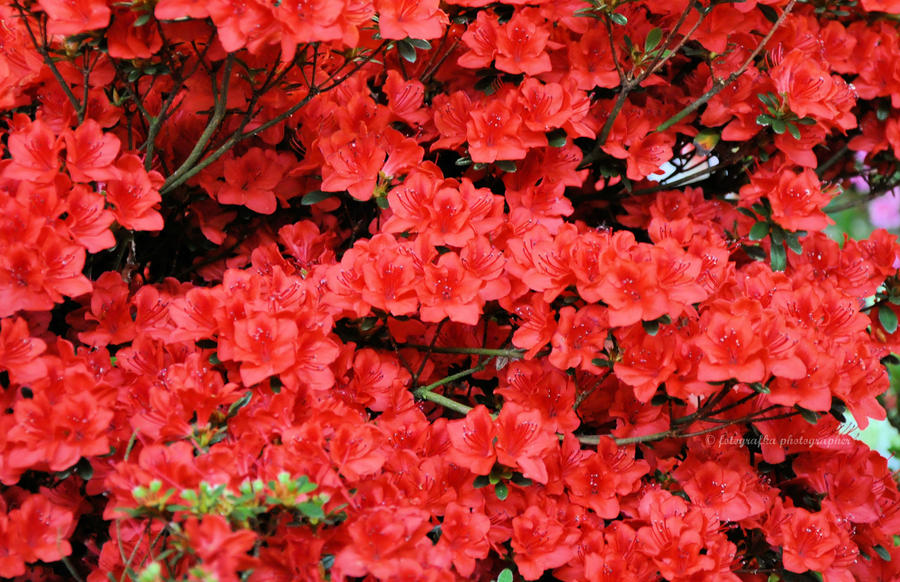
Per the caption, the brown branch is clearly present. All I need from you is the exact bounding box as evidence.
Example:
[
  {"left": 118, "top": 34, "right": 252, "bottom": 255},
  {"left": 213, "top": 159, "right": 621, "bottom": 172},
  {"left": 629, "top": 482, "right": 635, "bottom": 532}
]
[
  {"left": 656, "top": 0, "right": 798, "bottom": 132},
  {"left": 12, "top": 2, "right": 83, "bottom": 120}
]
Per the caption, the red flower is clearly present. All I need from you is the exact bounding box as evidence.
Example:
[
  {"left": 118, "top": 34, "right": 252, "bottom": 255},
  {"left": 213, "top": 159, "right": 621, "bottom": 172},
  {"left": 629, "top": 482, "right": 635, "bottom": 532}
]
[
  {"left": 418, "top": 251, "right": 483, "bottom": 325},
  {"left": 3, "top": 119, "right": 63, "bottom": 184},
  {"left": 494, "top": 402, "right": 557, "bottom": 484},
  {"left": 466, "top": 96, "right": 530, "bottom": 164},
  {"left": 105, "top": 154, "right": 164, "bottom": 231},
  {"left": 376, "top": 0, "right": 447, "bottom": 40},
  {"left": 0, "top": 316, "right": 46, "bottom": 384},
  {"left": 183, "top": 515, "right": 258, "bottom": 582},
  {"left": 447, "top": 405, "right": 496, "bottom": 476},
  {"left": 229, "top": 314, "right": 298, "bottom": 386},
  {"left": 437, "top": 502, "right": 491, "bottom": 576},
  {"left": 494, "top": 9, "right": 552, "bottom": 76},
  {"left": 37, "top": 0, "right": 110, "bottom": 35},
  {"left": 218, "top": 148, "right": 293, "bottom": 214},
  {"left": 511, "top": 506, "right": 578, "bottom": 580}
]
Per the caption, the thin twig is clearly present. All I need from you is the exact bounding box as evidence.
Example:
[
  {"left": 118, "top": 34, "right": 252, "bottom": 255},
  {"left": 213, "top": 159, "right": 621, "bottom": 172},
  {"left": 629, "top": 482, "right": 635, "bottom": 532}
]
[
  {"left": 656, "top": 0, "right": 798, "bottom": 132},
  {"left": 12, "top": 2, "right": 83, "bottom": 119}
]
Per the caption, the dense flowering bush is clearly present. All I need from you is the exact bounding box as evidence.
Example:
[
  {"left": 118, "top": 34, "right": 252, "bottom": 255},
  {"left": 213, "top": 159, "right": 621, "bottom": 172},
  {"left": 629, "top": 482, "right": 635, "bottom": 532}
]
[{"left": 2, "top": 0, "right": 900, "bottom": 580}]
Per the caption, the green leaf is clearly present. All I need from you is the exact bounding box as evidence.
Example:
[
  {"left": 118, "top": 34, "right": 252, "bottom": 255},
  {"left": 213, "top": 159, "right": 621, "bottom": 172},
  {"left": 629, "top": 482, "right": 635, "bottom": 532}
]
[
  {"left": 877, "top": 106, "right": 890, "bottom": 122},
  {"left": 737, "top": 207, "right": 757, "bottom": 219},
  {"left": 769, "top": 224, "right": 785, "bottom": 246},
  {"left": 474, "top": 75, "right": 498, "bottom": 95},
  {"left": 497, "top": 569, "right": 513, "bottom": 582},
  {"left": 880, "top": 304, "right": 899, "bottom": 334},
  {"left": 301, "top": 190, "right": 335, "bottom": 205},
  {"left": 494, "top": 481, "right": 509, "bottom": 501},
  {"left": 396, "top": 40, "right": 417, "bottom": 63},
  {"left": 750, "top": 382, "right": 770, "bottom": 394},
  {"left": 296, "top": 501, "right": 325, "bottom": 520},
  {"left": 642, "top": 319, "right": 660, "bottom": 336},
  {"left": 546, "top": 128, "right": 567, "bottom": 148},
  {"left": 454, "top": 156, "right": 472, "bottom": 167},
  {"left": 225, "top": 391, "right": 252, "bottom": 420},
  {"left": 786, "top": 233, "right": 803, "bottom": 254},
  {"left": 406, "top": 38, "right": 432, "bottom": 50},
  {"left": 376, "top": 196, "right": 390, "bottom": 209},
  {"left": 749, "top": 221, "right": 769, "bottom": 241},
  {"left": 795, "top": 405, "right": 820, "bottom": 425},
  {"left": 786, "top": 121, "right": 801, "bottom": 140},
  {"left": 610, "top": 12, "right": 628, "bottom": 25},
  {"left": 756, "top": 114, "right": 775, "bottom": 127},
  {"left": 495, "top": 160, "right": 517, "bottom": 173},
  {"left": 133, "top": 12, "right": 152, "bottom": 27},
  {"left": 510, "top": 473, "right": 532, "bottom": 487},
  {"left": 770, "top": 118, "right": 786, "bottom": 135},
  {"left": 744, "top": 245, "right": 767, "bottom": 261},
  {"left": 874, "top": 544, "right": 892, "bottom": 561},
  {"left": 758, "top": 3, "right": 779, "bottom": 23},
  {"left": 473, "top": 475, "right": 491, "bottom": 489},
  {"left": 644, "top": 27, "right": 662, "bottom": 52},
  {"left": 770, "top": 242, "right": 786, "bottom": 272}
]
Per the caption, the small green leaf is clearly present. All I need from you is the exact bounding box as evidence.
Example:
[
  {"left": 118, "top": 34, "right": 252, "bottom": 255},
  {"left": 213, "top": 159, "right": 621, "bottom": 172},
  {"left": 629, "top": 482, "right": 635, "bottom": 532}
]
[
  {"left": 376, "top": 196, "right": 390, "bottom": 209},
  {"left": 610, "top": 12, "right": 628, "bottom": 25},
  {"left": 396, "top": 40, "right": 417, "bottom": 63},
  {"left": 786, "top": 122, "right": 801, "bottom": 140},
  {"left": 473, "top": 475, "right": 491, "bottom": 489},
  {"left": 786, "top": 233, "right": 803, "bottom": 254},
  {"left": 879, "top": 304, "right": 898, "bottom": 334},
  {"left": 644, "top": 27, "right": 662, "bottom": 52},
  {"left": 795, "top": 405, "right": 820, "bottom": 425},
  {"left": 769, "top": 224, "right": 785, "bottom": 246},
  {"left": 642, "top": 319, "right": 660, "bottom": 336},
  {"left": 133, "top": 12, "right": 152, "bottom": 27},
  {"left": 749, "top": 221, "right": 769, "bottom": 241},
  {"left": 770, "top": 118, "right": 786, "bottom": 134},
  {"left": 301, "top": 190, "right": 335, "bottom": 205},
  {"left": 406, "top": 38, "right": 432, "bottom": 50},
  {"left": 546, "top": 128, "right": 567, "bottom": 148},
  {"left": 497, "top": 569, "right": 513, "bottom": 582},
  {"left": 797, "top": 116, "right": 817, "bottom": 125},
  {"left": 750, "top": 382, "right": 770, "bottom": 394},
  {"left": 75, "top": 458, "right": 94, "bottom": 481},
  {"left": 454, "top": 156, "right": 472, "bottom": 167},
  {"left": 874, "top": 544, "right": 892, "bottom": 561},
  {"left": 225, "top": 391, "right": 252, "bottom": 420},
  {"left": 756, "top": 114, "right": 775, "bottom": 127},
  {"left": 494, "top": 481, "right": 509, "bottom": 500},
  {"left": 495, "top": 160, "right": 517, "bottom": 173},
  {"left": 744, "top": 245, "right": 767, "bottom": 261},
  {"left": 758, "top": 3, "right": 779, "bottom": 23},
  {"left": 770, "top": 241, "right": 786, "bottom": 272},
  {"left": 737, "top": 207, "right": 757, "bottom": 219},
  {"left": 510, "top": 473, "right": 532, "bottom": 487},
  {"left": 296, "top": 501, "right": 325, "bottom": 520},
  {"left": 877, "top": 106, "right": 890, "bottom": 122}
]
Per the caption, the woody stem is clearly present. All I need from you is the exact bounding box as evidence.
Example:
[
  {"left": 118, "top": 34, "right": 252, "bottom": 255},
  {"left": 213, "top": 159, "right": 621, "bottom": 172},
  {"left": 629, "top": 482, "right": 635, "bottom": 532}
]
[
  {"left": 656, "top": 0, "right": 798, "bottom": 133},
  {"left": 413, "top": 362, "right": 486, "bottom": 415},
  {"left": 400, "top": 344, "right": 526, "bottom": 358}
]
